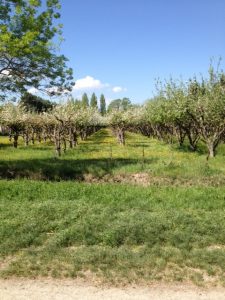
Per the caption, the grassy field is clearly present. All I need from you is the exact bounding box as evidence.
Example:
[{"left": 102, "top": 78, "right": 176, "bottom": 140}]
[
  {"left": 0, "top": 129, "right": 225, "bottom": 185},
  {"left": 0, "top": 129, "right": 225, "bottom": 285}
]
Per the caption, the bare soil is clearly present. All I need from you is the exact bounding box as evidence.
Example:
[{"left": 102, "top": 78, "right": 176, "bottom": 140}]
[
  {"left": 83, "top": 172, "right": 225, "bottom": 187},
  {"left": 1, "top": 279, "right": 225, "bottom": 300}
]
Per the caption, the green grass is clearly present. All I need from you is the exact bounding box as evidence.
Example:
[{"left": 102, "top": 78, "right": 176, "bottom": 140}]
[
  {"left": 0, "top": 129, "right": 224, "bottom": 185},
  {"left": 0, "top": 129, "right": 225, "bottom": 285},
  {"left": 1, "top": 181, "right": 225, "bottom": 285}
]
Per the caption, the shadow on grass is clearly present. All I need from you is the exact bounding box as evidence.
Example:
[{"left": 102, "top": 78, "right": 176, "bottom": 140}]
[
  {"left": 19, "top": 146, "right": 53, "bottom": 151},
  {"left": 86, "top": 129, "right": 112, "bottom": 144},
  {"left": 0, "top": 157, "right": 158, "bottom": 180},
  {"left": 173, "top": 143, "right": 206, "bottom": 155},
  {"left": 1, "top": 141, "right": 54, "bottom": 151},
  {"left": 0, "top": 143, "right": 12, "bottom": 149}
]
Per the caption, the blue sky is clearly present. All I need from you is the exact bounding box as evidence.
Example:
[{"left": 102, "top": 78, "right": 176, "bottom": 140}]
[{"left": 58, "top": 0, "right": 225, "bottom": 105}]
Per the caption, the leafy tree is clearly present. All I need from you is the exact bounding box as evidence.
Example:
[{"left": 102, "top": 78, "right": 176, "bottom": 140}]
[
  {"left": 0, "top": 0, "right": 73, "bottom": 101},
  {"left": 100, "top": 94, "right": 106, "bottom": 115},
  {"left": 188, "top": 68, "right": 225, "bottom": 158},
  {"left": 107, "top": 99, "right": 120, "bottom": 111},
  {"left": 49, "top": 103, "right": 103, "bottom": 155},
  {"left": 20, "top": 92, "right": 55, "bottom": 113},
  {"left": 1, "top": 103, "right": 26, "bottom": 147},
  {"left": 67, "top": 97, "right": 82, "bottom": 108},
  {"left": 107, "top": 108, "right": 139, "bottom": 145},
  {"left": 73, "top": 98, "right": 82, "bottom": 108},
  {"left": 121, "top": 97, "right": 132, "bottom": 110},
  {"left": 81, "top": 93, "right": 89, "bottom": 107},
  {"left": 90, "top": 93, "right": 98, "bottom": 109},
  {"left": 145, "top": 64, "right": 225, "bottom": 158},
  {"left": 107, "top": 98, "right": 132, "bottom": 112}
]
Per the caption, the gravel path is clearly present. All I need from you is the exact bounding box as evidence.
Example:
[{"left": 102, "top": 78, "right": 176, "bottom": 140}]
[{"left": 1, "top": 279, "right": 225, "bottom": 300}]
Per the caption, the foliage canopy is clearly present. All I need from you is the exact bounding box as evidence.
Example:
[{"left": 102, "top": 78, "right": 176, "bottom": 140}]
[{"left": 0, "top": 0, "right": 73, "bottom": 101}]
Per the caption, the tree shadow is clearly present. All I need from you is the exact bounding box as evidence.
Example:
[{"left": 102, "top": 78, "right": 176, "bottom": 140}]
[
  {"left": 86, "top": 130, "right": 112, "bottom": 144},
  {"left": 174, "top": 143, "right": 206, "bottom": 155},
  {"left": 0, "top": 157, "right": 158, "bottom": 180},
  {"left": 0, "top": 143, "right": 12, "bottom": 149}
]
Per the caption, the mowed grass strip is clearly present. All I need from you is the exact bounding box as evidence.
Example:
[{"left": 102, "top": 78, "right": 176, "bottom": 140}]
[{"left": 1, "top": 180, "right": 225, "bottom": 285}]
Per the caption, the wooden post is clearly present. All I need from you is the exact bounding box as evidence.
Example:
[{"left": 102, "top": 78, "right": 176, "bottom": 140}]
[
  {"left": 142, "top": 145, "right": 145, "bottom": 169},
  {"left": 110, "top": 143, "right": 112, "bottom": 160}
]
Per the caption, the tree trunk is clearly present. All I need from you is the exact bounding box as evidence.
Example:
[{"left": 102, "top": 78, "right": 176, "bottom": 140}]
[
  {"left": 179, "top": 134, "right": 186, "bottom": 146},
  {"left": 37, "top": 134, "right": 42, "bottom": 144},
  {"left": 207, "top": 142, "right": 215, "bottom": 159},
  {"left": 82, "top": 130, "right": 87, "bottom": 140},
  {"left": 69, "top": 128, "right": 78, "bottom": 148},
  {"left": 24, "top": 132, "right": 29, "bottom": 146},
  {"left": 9, "top": 129, "right": 12, "bottom": 142},
  {"left": 43, "top": 132, "right": 47, "bottom": 143},
  {"left": 117, "top": 129, "right": 125, "bottom": 145},
  {"left": 55, "top": 140, "right": 61, "bottom": 157},
  {"left": 62, "top": 138, "right": 67, "bottom": 153},
  {"left": 204, "top": 134, "right": 222, "bottom": 159},
  {"left": 189, "top": 143, "right": 197, "bottom": 151},
  {"left": 54, "top": 128, "right": 61, "bottom": 157},
  {"left": 187, "top": 134, "right": 199, "bottom": 151},
  {"left": 22, "top": 131, "right": 29, "bottom": 146},
  {"left": 31, "top": 129, "right": 35, "bottom": 145},
  {"left": 73, "top": 132, "right": 78, "bottom": 147},
  {"left": 69, "top": 128, "right": 73, "bottom": 148},
  {"left": 13, "top": 134, "right": 19, "bottom": 148}
]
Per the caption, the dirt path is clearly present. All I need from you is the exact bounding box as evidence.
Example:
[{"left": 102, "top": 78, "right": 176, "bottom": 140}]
[{"left": 1, "top": 279, "right": 225, "bottom": 300}]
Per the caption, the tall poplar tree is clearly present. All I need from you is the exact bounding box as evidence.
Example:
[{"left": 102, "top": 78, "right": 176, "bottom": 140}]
[
  {"left": 90, "top": 93, "right": 98, "bottom": 109},
  {"left": 100, "top": 94, "right": 106, "bottom": 115},
  {"left": 81, "top": 93, "right": 89, "bottom": 107}
]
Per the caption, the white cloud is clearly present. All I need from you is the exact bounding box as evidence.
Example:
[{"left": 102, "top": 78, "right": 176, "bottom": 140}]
[
  {"left": 112, "top": 86, "right": 127, "bottom": 93},
  {"left": 0, "top": 70, "right": 12, "bottom": 78},
  {"left": 27, "top": 87, "right": 39, "bottom": 95},
  {"left": 112, "top": 86, "right": 122, "bottom": 93},
  {"left": 72, "top": 76, "right": 127, "bottom": 97},
  {"left": 73, "top": 76, "right": 108, "bottom": 90},
  {"left": 28, "top": 86, "right": 70, "bottom": 96},
  {"left": 1, "top": 70, "right": 10, "bottom": 76}
]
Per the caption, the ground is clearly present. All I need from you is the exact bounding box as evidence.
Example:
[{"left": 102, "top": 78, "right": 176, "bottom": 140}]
[{"left": 1, "top": 279, "right": 225, "bottom": 300}]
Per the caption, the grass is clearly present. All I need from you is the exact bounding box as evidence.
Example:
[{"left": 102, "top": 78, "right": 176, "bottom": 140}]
[
  {"left": 0, "top": 129, "right": 224, "bottom": 185},
  {"left": 1, "top": 181, "right": 225, "bottom": 285},
  {"left": 0, "top": 129, "right": 225, "bottom": 285}
]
